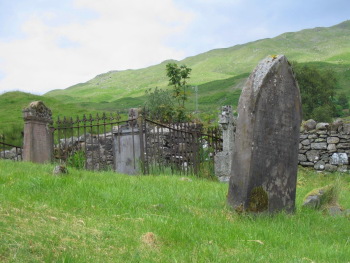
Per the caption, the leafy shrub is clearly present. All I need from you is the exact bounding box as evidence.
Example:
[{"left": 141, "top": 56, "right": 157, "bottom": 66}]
[
  {"left": 311, "top": 105, "right": 333, "bottom": 123},
  {"left": 292, "top": 62, "right": 338, "bottom": 121},
  {"left": 67, "top": 150, "right": 85, "bottom": 170}
]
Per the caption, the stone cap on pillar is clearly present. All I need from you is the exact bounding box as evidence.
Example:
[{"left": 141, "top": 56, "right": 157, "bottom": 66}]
[
  {"left": 128, "top": 108, "right": 140, "bottom": 128},
  {"left": 219, "top": 105, "right": 236, "bottom": 130},
  {"left": 23, "top": 101, "right": 53, "bottom": 123}
]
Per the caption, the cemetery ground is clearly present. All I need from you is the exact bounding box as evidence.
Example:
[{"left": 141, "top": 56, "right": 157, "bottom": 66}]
[{"left": 0, "top": 160, "right": 349, "bottom": 263}]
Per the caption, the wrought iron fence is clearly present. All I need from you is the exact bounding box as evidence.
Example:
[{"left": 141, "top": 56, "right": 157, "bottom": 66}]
[
  {"left": 51, "top": 112, "right": 130, "bottom": 171},
  {"left": 140, "top": 117, "right": 222, "bottom": 176},
  {"left": 0, "top": 134, "right": 23, "bottom": 161},
  {"left": 51, "top": 110, "right": 223, "bottom": 176}
]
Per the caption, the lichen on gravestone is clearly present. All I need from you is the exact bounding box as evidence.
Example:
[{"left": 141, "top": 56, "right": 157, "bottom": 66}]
[
  {"left": 23, "top": 100, "right": 53, "bottom": 123},
  {"left": 227, "top": 55, "right": 302, "bottom": 213}
]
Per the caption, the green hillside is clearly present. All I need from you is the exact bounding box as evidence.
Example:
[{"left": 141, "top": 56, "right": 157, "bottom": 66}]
[
  {"left": 0, "top": 91, "right": 113, "bottom": 146},
  {"left": 45, "top": 20, "right": 350, "bottom": 107},
  {"left": 1, "top": 20, "right": 350, "bottom": 136}
]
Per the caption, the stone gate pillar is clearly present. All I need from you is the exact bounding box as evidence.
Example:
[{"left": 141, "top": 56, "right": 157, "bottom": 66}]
[
  {"left": 214, "top": 106, "right": 236, "bottom": 182},
  {"left": 22, "top": 101, "right": 53, "bottom": 163}
]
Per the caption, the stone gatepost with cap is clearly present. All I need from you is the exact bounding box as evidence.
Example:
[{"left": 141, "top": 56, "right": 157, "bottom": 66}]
[
  {"left": 22, "top": 101, "right": 54, "bottom": 163},
  {"left": 214, "top": 105, "right": 236, "bottom": 182}
]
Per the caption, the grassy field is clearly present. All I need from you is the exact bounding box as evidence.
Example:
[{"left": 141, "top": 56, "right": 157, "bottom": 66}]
[{"left": 0, "top": 160, "right": 349, "bottom": 262}]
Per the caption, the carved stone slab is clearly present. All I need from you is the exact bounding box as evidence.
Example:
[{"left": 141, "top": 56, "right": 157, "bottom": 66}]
[{"left": 227, "top": 55, "right": 302, "bottom": 213}]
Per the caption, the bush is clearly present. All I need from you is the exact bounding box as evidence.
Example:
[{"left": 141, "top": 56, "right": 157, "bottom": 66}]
[
  {"left": 292, "top": 62, "right": 338, "bottom": 121},
  {"left": 144, "top": 87, "right": 175, "bottom": 123},
  {"left": 66, "top": 150, "right": 85, "bottom": 169},
  {"left": 311, "top": 105, "right": 333, "bottom": 123}
]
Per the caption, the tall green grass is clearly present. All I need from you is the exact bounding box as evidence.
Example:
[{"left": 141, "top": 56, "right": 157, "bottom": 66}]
[{"left": 0, "top": 160, "right": 349, "bottom": 262}]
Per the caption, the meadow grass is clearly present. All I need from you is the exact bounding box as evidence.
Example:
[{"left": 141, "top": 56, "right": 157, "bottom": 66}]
[{"left": 0, "top": 160, "right": 349, "bottom": 262}]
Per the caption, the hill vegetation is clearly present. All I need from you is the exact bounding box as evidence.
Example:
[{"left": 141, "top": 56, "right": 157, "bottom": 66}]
[
  {"left": 1, "top": 20, "right": 350, "bottom": 136},
  {"left": 44, "top": 20, "right": 350, "bottom": 104}
]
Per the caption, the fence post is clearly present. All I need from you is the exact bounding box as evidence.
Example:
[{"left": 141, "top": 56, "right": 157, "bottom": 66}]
[
  {"left": 214, "top": 105, "right": 236, "bottom": 182},
  {"left": 22, "top": 101, "right": 53, "bottom": 163}
]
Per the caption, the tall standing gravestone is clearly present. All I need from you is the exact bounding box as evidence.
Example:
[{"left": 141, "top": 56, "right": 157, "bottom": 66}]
[{"left": 227, "top": 55, "right": 302, "bottom": 213}]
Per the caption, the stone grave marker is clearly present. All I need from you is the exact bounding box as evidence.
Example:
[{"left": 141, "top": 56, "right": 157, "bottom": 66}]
[
  {"left": 113, "top": 108, "right": 142, "bottom": 175},
  {"left": 227, "top": 55, "right": 302, "bottom": 213}
]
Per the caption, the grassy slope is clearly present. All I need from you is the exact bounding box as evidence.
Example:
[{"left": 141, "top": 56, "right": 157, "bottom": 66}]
[
  {"left": 1, "top": 21, "right": 350, "bottom": 131},
  {"left": 0, "top": 91, "right": 129, "bottom": 134},
  {"left": 45, "top": 20, "right": 350, "bottom": 105},
  {"left": 0, "top": 160, "right": 349, "bottom": 262}
]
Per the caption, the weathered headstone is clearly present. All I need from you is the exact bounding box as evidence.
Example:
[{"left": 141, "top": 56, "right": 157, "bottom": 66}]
[
  {"left": 22, "top": 101, "right": 53, "bottom": 163},
  {"left": 113, "top": 108, "right": 143, "bottom": 175},
  {"left": 227, "top": 55, "right": 302, "bottom": 213}
]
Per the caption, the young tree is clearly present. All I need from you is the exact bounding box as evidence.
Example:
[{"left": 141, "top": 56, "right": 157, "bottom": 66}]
[
  {"left": 166, "top": 63, "right": 192, "bottom": 108},
  {"left": 144, "top": 63, "right": 192, "bottom": 123}
]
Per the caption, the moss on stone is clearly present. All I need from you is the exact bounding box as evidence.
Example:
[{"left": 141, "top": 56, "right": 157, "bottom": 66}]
[
  {"left": 303, "top": 181, "right": 341, "bottom": 209},
  {"left": 248, "top": 186, "right": 269, "bottom": 212}
]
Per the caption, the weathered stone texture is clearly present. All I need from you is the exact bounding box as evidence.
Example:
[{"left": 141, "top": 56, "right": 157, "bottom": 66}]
[
  {"left": 214, "top": 106, "right": 235, "bottom": 182},
  {"left": 22, "top": 101, "right": 53, "bottom": 163},
  {"left": 327, "top": 137, "right": 340, "bottom": 144},
  {"left": 298, "top": 119, "right": 350, "bottom": 172},
  {"left": 227, "top": 55, "right": 301, "bottom": 213},
  {"left": 311, "top": 142, "right": 327, "bottom": 150},
  {"left": 303, "top": 119, "right": 316, "bottom": 131},
  {"left": 316, "top": 123, "right": 329, "bottom": 131}
]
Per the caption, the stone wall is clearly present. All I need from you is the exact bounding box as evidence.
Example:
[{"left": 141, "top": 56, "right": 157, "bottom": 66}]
[
  {"left": 85, "top": 133, "right": 114, "bottom": 170},
  {"left": 0, "top": 147, "right": 22, "bottom": 161},
  {"left": 298, "top": 119, "right": 350, "bottom": 172},
  {"left": 56, "top": 132, "right": 114, "bottom": 170}
]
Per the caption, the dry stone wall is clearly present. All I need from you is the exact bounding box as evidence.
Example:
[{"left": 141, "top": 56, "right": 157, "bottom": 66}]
[
  {"left": 298, "top": 119, "right": 350, "bottom": 172},
  {"left": 56, "top": 132, "right": 114, "bottom": 171},
  {"left": 0, "top": 148, "right": 22, "bottom": 161}
]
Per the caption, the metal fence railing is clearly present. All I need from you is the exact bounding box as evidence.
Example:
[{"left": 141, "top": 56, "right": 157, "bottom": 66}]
[
  {"left": 51, "top": 112, "right": 129, "bottom": 171},
  {"left": 140, "top": 117, "right": 222, "bottom": 176},
  {"left": 50, "top": 110, "right": 223, "bottom": 176},
  {"left": 0, "top": 134, "right": 23, "bottom": 161}
]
